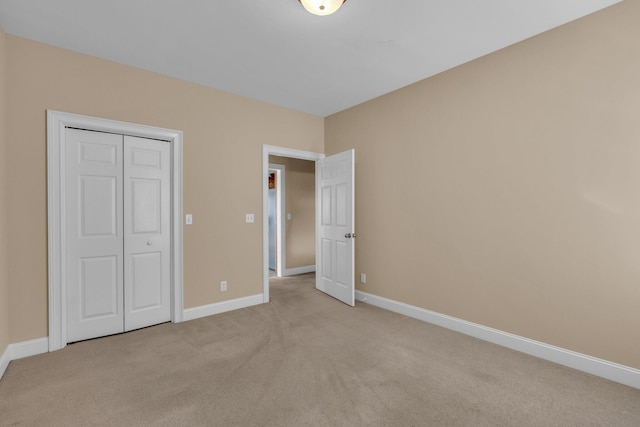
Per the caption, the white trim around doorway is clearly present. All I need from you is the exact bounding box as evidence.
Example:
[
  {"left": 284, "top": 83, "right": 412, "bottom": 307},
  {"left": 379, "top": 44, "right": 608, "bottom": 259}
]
[
  {"left": 47, "top": 110, "right": 184, "bottom": 352},
  {"left": 262, "top": 145, "right": 323, "bottom": 303},
  {"left": 268, "top": 164, "right": 285, "bottom": 277}
]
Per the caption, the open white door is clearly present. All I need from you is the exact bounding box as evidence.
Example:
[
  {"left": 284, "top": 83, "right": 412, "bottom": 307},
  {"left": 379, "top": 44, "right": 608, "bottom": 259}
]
[{"left": 316, "top": 149, "right": 355, "bottom": 306}]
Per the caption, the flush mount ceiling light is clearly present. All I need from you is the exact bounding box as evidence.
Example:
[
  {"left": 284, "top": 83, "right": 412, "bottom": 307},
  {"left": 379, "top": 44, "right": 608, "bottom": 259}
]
[{"left": 298, "top": 0, "right": 347, "bottom": 16}]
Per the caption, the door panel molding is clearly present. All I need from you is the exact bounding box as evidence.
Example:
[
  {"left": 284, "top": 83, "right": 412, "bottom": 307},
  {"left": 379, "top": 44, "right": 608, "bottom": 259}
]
[{"left": 47, "top": 110, "right": 184, "bottom": 351}]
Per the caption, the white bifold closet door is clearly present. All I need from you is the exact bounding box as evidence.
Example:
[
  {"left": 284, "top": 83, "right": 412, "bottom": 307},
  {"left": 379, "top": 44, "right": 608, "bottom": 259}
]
[{"left": 66, "top": 128, "right": 171, "bottom": 343}]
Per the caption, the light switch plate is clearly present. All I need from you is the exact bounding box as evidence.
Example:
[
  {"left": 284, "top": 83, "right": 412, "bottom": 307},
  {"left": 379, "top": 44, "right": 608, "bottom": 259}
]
[
  {"left": 185, "top": 214, "right": 193, "bottom": 225},
  {"left": 246, "top": 213, "right": 255, "bottom": 223}
]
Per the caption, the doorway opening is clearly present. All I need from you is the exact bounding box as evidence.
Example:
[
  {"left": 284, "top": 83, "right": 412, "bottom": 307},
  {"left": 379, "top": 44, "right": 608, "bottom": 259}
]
[
  {"left": 262, "top": 145, "right": 356, "bottom": 307},
  {"left": 262, "top": 146, "right": 323, "bottom": 303},
  {"left": 268, "top": 156, "right": 317, "bottom": 278}
]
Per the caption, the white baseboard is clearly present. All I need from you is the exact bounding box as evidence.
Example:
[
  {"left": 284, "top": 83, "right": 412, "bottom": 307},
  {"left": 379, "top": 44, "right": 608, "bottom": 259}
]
[
  {"left": 0, "top": 337, "right": 49, "bottom": 380},
  {"left": 10, "top": 337, "right": 49, "bottom": 360},
  {"left": 0, "top": 345, "right": 10, "bottom": 380},
  {"left": 183, "top": 294, "right": 264, "bottom": 322},
  {"left": 283, "top": 265, "right": 315, "bottom": 277},
  {"left": 356, "top": 290, "right": 640, "bottom": 390}
]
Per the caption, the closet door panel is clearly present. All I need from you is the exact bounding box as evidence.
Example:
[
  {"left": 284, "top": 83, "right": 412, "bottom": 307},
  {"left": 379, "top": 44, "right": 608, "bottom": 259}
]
[
  {"left": 123, "top": 136, "right": 171, "bottom": 331},
  {"left": 66, "top": 128, "right": 124, "bottom": 342}
]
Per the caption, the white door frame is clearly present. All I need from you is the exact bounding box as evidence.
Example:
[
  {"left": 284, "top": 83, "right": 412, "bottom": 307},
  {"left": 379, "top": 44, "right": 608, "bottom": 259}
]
[
  {"left": 262, "top": 145, "right": 323, "bottom": 303},
  {"left": 268, "top": 164, "right": 285, "bottom": 277},
  {"left": 47, "top": 110, "right": 184, "bottom": 351}
]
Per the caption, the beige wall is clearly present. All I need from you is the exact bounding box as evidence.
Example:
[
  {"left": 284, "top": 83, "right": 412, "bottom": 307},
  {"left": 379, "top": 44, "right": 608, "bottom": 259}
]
[
  {"left": 326, "top": 1, "right": 640, "bottom": 369},
  {"left": 269, "top": 156, "right": 316, "bottom": 269},
  {"left": 0, "top": 25, "right": 9, "bottom": 357},
  {"left": 5, "top": 35, "right": 324, "bottom": 343}
]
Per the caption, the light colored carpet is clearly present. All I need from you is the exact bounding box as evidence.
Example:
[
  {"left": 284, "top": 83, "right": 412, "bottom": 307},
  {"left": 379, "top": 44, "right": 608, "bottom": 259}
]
[{"left": 1, "top": 273, "right": 639, "bottom": 426}]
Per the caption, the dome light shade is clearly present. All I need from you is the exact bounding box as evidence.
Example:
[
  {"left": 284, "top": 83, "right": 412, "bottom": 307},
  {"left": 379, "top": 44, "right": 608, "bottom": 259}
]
[{"left": 298, "top": 0, "right": 346, "bottom": 16}]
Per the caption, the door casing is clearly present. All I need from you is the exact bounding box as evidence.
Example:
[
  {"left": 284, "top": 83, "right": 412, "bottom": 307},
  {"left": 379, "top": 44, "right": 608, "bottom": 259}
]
[
  {"left": 268, "top": 164, "right": 285, "bottom": 277},
  {"left": 47, "top": 110, "right": 184, "bottom": 351}
]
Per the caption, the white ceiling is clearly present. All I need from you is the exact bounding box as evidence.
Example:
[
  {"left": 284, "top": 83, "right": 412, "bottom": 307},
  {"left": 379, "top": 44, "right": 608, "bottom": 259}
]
[{"left": 0, "top": 0, "right": 622, "bottom": 117}]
